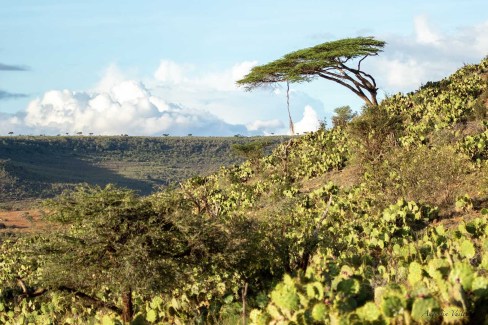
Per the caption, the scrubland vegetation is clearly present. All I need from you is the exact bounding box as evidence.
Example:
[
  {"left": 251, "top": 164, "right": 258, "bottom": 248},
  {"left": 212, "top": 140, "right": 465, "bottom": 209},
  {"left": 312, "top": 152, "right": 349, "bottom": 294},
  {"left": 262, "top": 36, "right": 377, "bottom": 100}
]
[
  {"left": 0, "top": 136, "right": 284, "bottom": 206},
  {"left": 1, "top": 58, "right": 488, "bottom": 324}
]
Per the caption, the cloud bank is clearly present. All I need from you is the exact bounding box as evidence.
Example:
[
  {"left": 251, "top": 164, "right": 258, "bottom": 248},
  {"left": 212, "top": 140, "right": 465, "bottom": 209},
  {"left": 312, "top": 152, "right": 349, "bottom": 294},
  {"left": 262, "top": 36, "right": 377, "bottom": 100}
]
[
  {"left": 0, "top": 60, "right": 325, "bottom": 136},
  {"left": 19, "top": 80, "right": 248, "bottom": 136},
  {"left": 371, "top": 16, "right": 488, "bottom": 91},
  {"left": 3, "top": 16, "right": 486, "bottom": 136},
  {"left": 150, "top": 60, "right": 325, "bottom": 132}
]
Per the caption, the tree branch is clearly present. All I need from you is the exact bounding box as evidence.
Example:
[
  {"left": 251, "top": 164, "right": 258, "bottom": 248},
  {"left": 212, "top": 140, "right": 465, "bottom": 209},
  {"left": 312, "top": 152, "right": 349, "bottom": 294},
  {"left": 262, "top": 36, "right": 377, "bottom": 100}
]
[
  {"left": 15, "top": 278, "right": 48, "bottom": 302},
  {"left": 17, "top": 278, "right": 28, "bottom": 294},
  {"left": 312, "top": 195, "right": 333, "bottom": 239},
  {"left": 357, "top": 55, "right": 368, "bottom": 71},
  {"left": 318, "top": 72, "right": 373, "bottom": 106},
  {"left": 336, "top": 63, "right": 378, "bottom": 105},
  {"left": 242, "top": 282, "right": 248, "bottom": 325},
  {"left": 340, "top": 62, "right": 377, "bottom": 90},
  {"left": 58, "top": 286, "right": 122, "bottom": 314},
  {"left": 336, "top": 65, "right": 372, "bottom": 91},
  {"left": 14, "top": 281, "right": 120, "bottom": 315},
  {"left": 179, "top": 182, "right": 203, "bottom": 214}
]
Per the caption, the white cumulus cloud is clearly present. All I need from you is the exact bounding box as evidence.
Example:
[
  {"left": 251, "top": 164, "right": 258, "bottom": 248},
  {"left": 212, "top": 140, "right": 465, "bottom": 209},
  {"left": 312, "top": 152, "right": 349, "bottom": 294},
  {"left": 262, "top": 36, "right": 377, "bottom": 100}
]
[
  {"left": 369, "top": 16, "right": 488, "bottom": 93},
  {"left": 154, "top": 60, "right": 186, "bottom": 85},
  {"left": 1, "top": 60, "right": 327, "bottom": 136},
  {"left": 374, "top": 58, "right": 431, "bottom": 89},
  {"left": 154, "top": 59, "right": 257, "bottom": 92},
  {"left": 414, "top": 15, "right": 441, "bottom": 45},
  {"left": 12, "top": 77, "right": 248, "bottom": 136},
  {"left": 246, "top": 119, "right": 284, "bottom": 132},
  {"left": 149, "top": 60, "right": 325, "bottom": 129},
  {"left": 294, "top": 105, "right": 321, "bottom": 134}
]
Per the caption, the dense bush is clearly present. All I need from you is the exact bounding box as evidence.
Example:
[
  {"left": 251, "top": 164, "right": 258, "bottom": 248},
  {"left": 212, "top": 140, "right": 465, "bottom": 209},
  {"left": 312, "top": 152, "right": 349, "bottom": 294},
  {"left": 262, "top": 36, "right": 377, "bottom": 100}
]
[{"left": 363, "top": 145, "right": 476, "bottom": 210}]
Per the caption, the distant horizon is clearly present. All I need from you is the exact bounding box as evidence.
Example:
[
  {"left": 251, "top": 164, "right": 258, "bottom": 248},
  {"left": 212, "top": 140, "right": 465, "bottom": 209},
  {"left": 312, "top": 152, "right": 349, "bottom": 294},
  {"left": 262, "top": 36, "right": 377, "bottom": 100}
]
[
  {"left": 1, "top": 1, "right": 487, "bottom": 136},
  {"left": 0, "top": 132, "right": 293, "bottom": 138}
]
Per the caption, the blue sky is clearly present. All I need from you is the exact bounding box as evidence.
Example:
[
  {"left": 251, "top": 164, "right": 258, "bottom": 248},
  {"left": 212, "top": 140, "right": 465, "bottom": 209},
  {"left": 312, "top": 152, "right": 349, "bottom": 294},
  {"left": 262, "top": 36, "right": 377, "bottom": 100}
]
[{"left": 1, "top": 0, "right": 487, "bottom": 135}]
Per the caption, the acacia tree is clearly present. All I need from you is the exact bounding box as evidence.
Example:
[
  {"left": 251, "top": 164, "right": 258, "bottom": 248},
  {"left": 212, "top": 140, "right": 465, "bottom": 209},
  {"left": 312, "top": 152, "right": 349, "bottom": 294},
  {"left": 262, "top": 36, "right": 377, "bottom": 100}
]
[
  {"left": 35, "top": 185, "right": 194, "bottom": 322},
  {"left": 332, "top": 105, "right": 357, "bottom": 128},
  {"left": 25, "top": 183, "right": 281, "bottom": 322},
  {"left": 237, "top": 37, "right": 385, "bottom": 107}
]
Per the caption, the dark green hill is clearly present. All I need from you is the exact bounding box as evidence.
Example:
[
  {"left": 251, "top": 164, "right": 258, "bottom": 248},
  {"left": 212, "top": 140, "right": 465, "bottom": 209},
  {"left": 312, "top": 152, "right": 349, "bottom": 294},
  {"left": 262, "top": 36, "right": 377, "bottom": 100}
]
[{"left": 0, "top": 135, "right": 286, "bottom": 203}]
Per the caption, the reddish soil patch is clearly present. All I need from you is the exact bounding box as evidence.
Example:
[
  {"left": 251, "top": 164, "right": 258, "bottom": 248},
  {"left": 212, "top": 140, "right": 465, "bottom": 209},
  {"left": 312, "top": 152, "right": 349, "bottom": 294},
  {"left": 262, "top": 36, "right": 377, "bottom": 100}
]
[{"left": 0, "top": 210, "right": 48, "bottom": 233}]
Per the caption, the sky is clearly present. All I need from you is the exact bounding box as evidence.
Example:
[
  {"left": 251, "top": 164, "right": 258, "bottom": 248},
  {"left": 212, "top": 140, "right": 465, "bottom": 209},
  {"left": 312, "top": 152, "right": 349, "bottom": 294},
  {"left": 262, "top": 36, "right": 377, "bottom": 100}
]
[{"left": 1, "top": 0, "right": 488, "bottom": 136}]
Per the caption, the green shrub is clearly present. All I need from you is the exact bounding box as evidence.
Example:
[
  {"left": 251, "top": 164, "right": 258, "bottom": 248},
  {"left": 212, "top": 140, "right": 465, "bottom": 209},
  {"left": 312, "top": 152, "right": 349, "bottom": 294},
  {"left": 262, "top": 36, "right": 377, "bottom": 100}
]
[
  {"left": 364, "top": 146, "right": 473, "bottom": 210},
  {"left": 348, "top": 105, "right": 404, "bottom": 166}
]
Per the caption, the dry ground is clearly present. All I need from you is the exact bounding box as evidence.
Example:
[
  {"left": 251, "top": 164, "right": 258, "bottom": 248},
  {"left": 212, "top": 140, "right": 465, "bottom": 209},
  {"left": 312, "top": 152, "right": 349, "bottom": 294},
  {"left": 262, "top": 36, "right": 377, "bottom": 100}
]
[{"left": 0, "top": 209, "right": 47, "bottom": 234}]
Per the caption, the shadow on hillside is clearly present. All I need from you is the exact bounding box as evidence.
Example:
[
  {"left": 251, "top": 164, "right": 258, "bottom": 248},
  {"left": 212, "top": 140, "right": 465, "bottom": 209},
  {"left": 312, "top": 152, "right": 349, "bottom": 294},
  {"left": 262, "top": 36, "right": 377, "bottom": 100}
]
[{"left": 1, "top": 154, "right": 159, "bottom": 199}]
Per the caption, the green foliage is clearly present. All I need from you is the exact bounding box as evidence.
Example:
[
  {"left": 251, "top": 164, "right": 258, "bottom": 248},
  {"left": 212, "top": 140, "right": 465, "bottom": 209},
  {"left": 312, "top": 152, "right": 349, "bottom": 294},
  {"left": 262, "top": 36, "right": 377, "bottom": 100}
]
[
  {"left": 252, "top": 211, "right": 488, "bottom": 324},
  {"left": 455, "top": 194, "right": 474, "bottom": 212},
  {"left": 363, "top": 145, "right": 474, "bottom": 209},
  {"left": 237, "top": 37, "right": 386, "bottom": 106},
  {"left": 332, "top": 105, "right": 356, "bottom": 128},
  {"left": 237, "top": 37, "right": 385, "bottom": 86},
  {"left": 0, "top": 135, "right": 285, "bottom": 202},
  {"left": 349, "top": 104, "right": 404, "bottom": 165},
  {"left": 458, "top": 121, "right": 488, "bottom": 165},
  {"left": 274, "top": 127, "right": 350, "bottom": 180},
  {"left": 38, "top": 185, "right": 194, "bottom": 300},
  {"left": 2, "top": 58, "right": 488, "bottom": 324},
  {"left": 231, "top": 139, "right": 273, "bottom": 165},
  {"left": 381, "top": 59, "right": 488, "bottom": 147}
]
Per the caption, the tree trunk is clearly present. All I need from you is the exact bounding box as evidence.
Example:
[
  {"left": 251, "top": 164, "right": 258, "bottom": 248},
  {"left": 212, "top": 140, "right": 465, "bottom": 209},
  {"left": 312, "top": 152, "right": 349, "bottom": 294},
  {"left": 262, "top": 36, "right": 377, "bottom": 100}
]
[
  {"left": 121, "top": 288, "right": 133, "bottom": 323},
  {"left": 242, "top": 282, "right": 248, "bottom": 325},
  {"left": 286, "top": 81, "right": 295, "bottom": 135}
]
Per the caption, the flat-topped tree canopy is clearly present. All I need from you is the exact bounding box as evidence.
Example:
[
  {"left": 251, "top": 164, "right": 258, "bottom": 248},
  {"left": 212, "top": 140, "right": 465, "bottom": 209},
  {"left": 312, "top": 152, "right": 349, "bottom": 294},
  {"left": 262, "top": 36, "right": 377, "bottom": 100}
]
[{"left": 237, "top": 37, "right": 386, "bottom": 106}]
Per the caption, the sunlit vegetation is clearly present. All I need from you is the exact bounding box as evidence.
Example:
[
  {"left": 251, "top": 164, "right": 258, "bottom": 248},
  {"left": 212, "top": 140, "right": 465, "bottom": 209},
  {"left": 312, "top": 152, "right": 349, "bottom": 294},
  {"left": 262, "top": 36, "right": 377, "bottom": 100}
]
[{"left": 1, "top": 58, "right": 488, "bottom": 324}]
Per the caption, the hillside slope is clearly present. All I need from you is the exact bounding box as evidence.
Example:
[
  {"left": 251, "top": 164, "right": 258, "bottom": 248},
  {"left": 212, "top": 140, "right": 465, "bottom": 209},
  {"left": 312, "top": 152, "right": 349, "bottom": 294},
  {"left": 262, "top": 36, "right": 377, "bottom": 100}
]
[
  {"left": 0, "top": 136, "right": 285, "bottom": 204},
  {"left": 1, "top": 58, "right": 488, "bottom": 324}
]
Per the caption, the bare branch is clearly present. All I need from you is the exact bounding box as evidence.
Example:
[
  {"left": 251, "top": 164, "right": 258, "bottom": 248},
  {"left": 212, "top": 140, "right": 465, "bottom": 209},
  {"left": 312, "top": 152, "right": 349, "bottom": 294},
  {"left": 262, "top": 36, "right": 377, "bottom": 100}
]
[
  {"left": 58, "top": 286, "right": 122, "bottom": 314},
  {"left": 317, "top": 72, "right": 373, "bottom": 106},
  {"left": 357, "top": 55, "right": 368, "bottom": 71},
  {"left": 338, "top": 63, "right": 374, "bottom": 90},
  {"left": 17, "top": 278, "right": 28, "bottom": 294}
]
